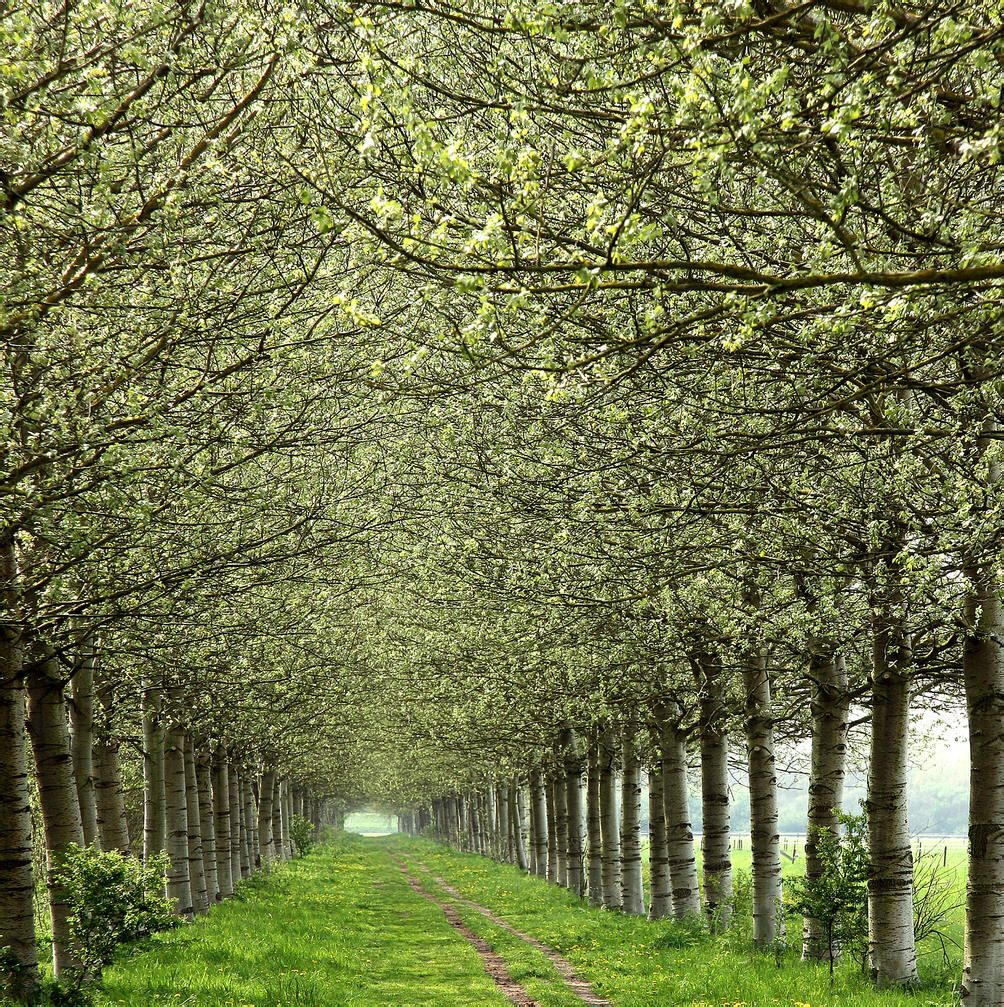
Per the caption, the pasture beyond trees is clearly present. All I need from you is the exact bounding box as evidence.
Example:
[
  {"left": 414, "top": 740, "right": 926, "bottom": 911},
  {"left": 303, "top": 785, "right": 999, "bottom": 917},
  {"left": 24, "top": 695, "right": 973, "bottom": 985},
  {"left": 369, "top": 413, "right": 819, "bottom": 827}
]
[{"left": 1, "top": 0, "right": 1003, "bottom": 1005}]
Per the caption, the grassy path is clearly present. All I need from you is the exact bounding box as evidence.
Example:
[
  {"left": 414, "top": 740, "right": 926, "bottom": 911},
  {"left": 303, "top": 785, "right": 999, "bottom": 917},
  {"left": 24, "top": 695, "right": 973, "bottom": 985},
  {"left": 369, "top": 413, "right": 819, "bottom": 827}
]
[
  {"left": 97, "top": 839, "right": 519, "bottom": 1007},
  {"left": 97, "top": 835, "right": 958, "bottom": 1007}
]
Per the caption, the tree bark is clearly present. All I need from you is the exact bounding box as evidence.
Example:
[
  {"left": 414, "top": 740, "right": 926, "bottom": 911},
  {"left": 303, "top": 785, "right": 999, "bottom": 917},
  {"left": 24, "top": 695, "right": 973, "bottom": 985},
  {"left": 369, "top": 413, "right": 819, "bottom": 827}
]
[
  {"left": 586, "top": 740, "right": 604, "bottom": 907},
  {"left": 196, "top": 749, "right": 218, "bottom": 901},
  {"left": 744, "top": 651, "right": 783, "bottom": 945},
  {"left": 866, "top": 608, "right": 918, "bottom": 987},
  {"left": 510, "top": 781, "right": 529, "bottom": 870},
  {"left": 961, "top": 566, "right": 1004, "bottom": 1005},
  {"left": 803, "top": 648, "right": 849, "bottom": 961},
  {"left": 94, "top": 681, "right": 130, "bottom": 854},
  {"left": 213, "top": 755, "right": 234, "bottom": 899},
  {"left": 529, "top": 770, "right": 548, "bottom": 877},
  {"left": 184, "top": 736, "right": 208, "bottom": 914},
  {"left": 164, "top": 724, "right": 192, "bottom": 916},
  {"left": 142, "top": 686, "right": 166, "bottom": 861},
  {"left": 563, "top": 731, "right": 586, "bottom": 896},
  {"left": 258, "top": 768, "right": 276, "bottom": 865},
  {"left": 26, "top": 650, "right": 84, "bottom": 978},
  {"left": 697, "top": 655, "right": 732, "bottom": 931},
  {"left": 620, "top": 729, "right": 645, "bottom": 916},
  {"left": 648, "top": 764, "right": 670, "bottom": 920},
  {"left": 0, "top": 546, "right": 39, "bottom": 1001},
  {"left": 545, "top": 776, "right": 558, "bottom": 882},
  {"left": 552, "top": 769, "right": 568, "bottom": 884},
  {"left": 241, "top": 769, "right": 256, "bottom": 875},
  {"left": 599, "top": 728, "right": 622, "bottom": 910},
  {"left": 68, "top": 642, "right": 99, "bottom": 847},
  {"left": 661, "top": 711, "right": 701, "bottom": 918}
]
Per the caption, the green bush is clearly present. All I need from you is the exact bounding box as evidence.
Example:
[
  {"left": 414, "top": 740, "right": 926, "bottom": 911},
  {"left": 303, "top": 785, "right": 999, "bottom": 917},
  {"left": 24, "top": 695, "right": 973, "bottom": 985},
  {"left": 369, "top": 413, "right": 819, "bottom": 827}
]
[
  {"left": 55, "top": 845, "right": 178, "bottom": 977},
  {"left": 289, "top": 815, "right": 315, "bottom": 857},
  {"left": 784, "top": 810, "right": 870, "bottom": 976}
]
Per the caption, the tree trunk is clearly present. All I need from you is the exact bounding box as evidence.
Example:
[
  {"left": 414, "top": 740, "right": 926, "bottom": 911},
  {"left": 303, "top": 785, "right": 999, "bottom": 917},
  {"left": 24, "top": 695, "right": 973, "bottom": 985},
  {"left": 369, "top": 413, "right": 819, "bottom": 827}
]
[
  {"left": 545, "top": 776, "right": 558, "bottom": 881},
  {"left": 196, "top": 750, "right": 218, "bottom": 902},
  {"left": 648, "top": 764, "right": 670, "bottom": 920},
  {"left": 803, "top": 648, "right": 849, "bottom": 961},
  {"left": 184, "top": 737, "right": 208, "bottom": 914},
  {"left": 563, "top": 731, "right": 586, "bottom": 897},
  {"left": 744, "top": 651, "right": 783, "bottom": 945},
  {"left": 697, "top": 655, "right": 732, "bottom": 931},
  {"left": 0, "top": 553, "right": 39, "bottom": 1002},
  {"left": 142, "top": 686, "right": 166, "bottom": 862},
  {"left": 94, "top": 682, "right": 130, "bottom": 854},
  {"left": 213, "top": 755, "right": 234, "bottom": 899},
  {"left": 258, "top": 769, "right": 276, "bottom": 865},
  {"left": 661, "top": 711, "right": 701, "bottom": 918},
  {"left": 961, "top": 566, "right": 1004, "bottom": 1005},
  {"left": 552, "top": 770, "right": 568, "bottom": 884},
  {"left": 599, "top": 729, "right": 622, "bottom": 910},
  {"left": 241, "top": 769, "right": 256, "bottom": 875},
  {"left": 277, "top": 778, "right": 289, "bottom": 861},
  {"left": 164, "top": 724, "right": 192, "bottom": 916},
  {"left": 68, "top": 642, "right": 99, "bottom": 847},
  {"left": 867, "top": 609, "right": 918, "bottom": 987},
  {"left": 620, "top": 729, "right": 645, "bottom": 916},
  {"left": 586, "top": 741, "right": 604, "bottom": 907},
  {"left": 530, "top": 770, "right": 548, "bottom": 877},
  {"left": 26, "top": 650, "right": 84, "bottom": 979},
  {"left": 510, "top": 781, "right": 529, "bottom": 870}
]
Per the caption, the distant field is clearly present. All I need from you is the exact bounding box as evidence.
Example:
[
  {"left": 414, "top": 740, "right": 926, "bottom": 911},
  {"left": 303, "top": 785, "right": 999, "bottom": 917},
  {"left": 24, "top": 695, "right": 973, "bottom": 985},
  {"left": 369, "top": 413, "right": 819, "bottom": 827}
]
[{"left": 345, "top": 810, "right": 399, "bottom": 834}]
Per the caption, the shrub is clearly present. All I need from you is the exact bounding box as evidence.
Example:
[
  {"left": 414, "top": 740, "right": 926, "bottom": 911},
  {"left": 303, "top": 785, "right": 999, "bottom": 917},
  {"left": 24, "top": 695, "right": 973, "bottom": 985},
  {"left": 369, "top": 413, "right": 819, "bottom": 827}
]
[
  {"left": 55, "top": 845, "right": 178, "bottom": 978},
  {"left": 290, "top": 815, "right": 316, "bottom": 857},
  {"left": 784, "top": 810, "right": 870, "bottom": 976}
]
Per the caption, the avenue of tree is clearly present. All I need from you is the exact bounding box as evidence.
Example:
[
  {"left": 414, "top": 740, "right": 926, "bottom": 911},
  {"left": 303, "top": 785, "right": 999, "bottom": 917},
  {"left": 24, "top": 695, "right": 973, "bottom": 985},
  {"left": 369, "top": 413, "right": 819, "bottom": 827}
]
[{"left": 0, "top": 1, "right": 1001, "bottom": 1005}]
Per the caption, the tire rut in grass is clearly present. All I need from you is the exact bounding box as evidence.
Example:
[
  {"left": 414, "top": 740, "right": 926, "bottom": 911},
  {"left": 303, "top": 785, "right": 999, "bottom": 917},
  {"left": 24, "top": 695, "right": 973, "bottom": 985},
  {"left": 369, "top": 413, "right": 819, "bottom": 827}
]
[
  {"left": 405, "top": 857, "right": 612, "bottom": 1007},
  {"left": 393, "top": 858, "right": 541, "bottom": 1007}
]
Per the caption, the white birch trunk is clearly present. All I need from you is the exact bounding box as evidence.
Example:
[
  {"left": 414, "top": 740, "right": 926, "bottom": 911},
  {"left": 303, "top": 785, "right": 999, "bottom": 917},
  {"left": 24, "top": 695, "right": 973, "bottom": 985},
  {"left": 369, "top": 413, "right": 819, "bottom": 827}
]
[
  {"left": 164, "top": 724, "right": 192, "bottom": 916},
  {"left": 586, "top": 741, "right": 604, "bottom": 907},
  {"left": 240, "top": 770, "right": 255, "bottom": 876},
  {"left": 803, "top": 648, "right": 849, "bottom": 961},
  {"left": 867, "top": 609, "right": 918, "bottom": 987},
  {"left": 530, "top": 771, "right": 548, "bottom": 876},
  {"left": 961, "top": 566, "right": 1004, "bottom": 1005},
  {"left": 196, "top": 750, "right": 218, "bottom": 902},
  {"left": 0, "top": 553, "right": 39, "bottom": 1001},
  {"left": 661, "top": 712, "right": 701, "bottom": 918},
  {"left": 510, "top": 781, "right": 529, "bottom": 870},
  {"left": 27, "top": 651, "right": 84, "bottom": 978},
  {"left": 697, "top": 656, "right": 732, "bottom": 931},
  {"left": 258, "top": 769, "right": 276, "bottom": 866},
  {"left": 648, "top": 765, "right": 671, "bottom": 919},
  {"left": 552, "top": 770, "right": 568, "bottom": 884},
  {"left": 743, "top": 651, "right": 783, "bottom": 945},
  {"left": 599, "top": 729, "right": 622, "bottom": 909},
  {"left": 68, "top": 643, "right": 99, "bottom": 847},
  {"left": 620, "top": 730, "right": 645, "bottom": 916},
  {"left": 270, "top": 777, "right": 283, "bottom": 861},
  {"left": 142, "top": 686, "right": 166, "bottom": 861},
  {"left": 213, "top": 755, "right": 234, "bottom": 899},
  {"left": 563, "top": 731, "right": 586, "bottom": 896},
  {"left": 94, "top": 682, "right": 130, "bottom": 854},
  {"left": 545, "top": 776, "right": 558, "bottom": 882},
  {"left": 184, "top": 737, "right": 208, "bottom": 914}
]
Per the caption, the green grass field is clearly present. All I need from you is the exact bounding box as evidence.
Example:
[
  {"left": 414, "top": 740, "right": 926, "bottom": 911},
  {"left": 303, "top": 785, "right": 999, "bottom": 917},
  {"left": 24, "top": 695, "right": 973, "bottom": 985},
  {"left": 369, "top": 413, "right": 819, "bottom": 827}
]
[{"left": 92, "top": 835, "right": 965, "bottom": 1007}]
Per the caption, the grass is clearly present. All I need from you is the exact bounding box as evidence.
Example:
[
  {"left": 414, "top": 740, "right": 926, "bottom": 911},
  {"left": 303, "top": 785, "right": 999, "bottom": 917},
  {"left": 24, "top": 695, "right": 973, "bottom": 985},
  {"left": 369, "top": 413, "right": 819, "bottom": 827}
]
[
  {"left": 92, "top": 835, "right": 965, "bottom": 1007},
  {"left": 389, "top": 835, "right": 963, "bottom": 1007},
  {"left": 96, "top": 840, "right": 515, "bottom": 1006}
]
